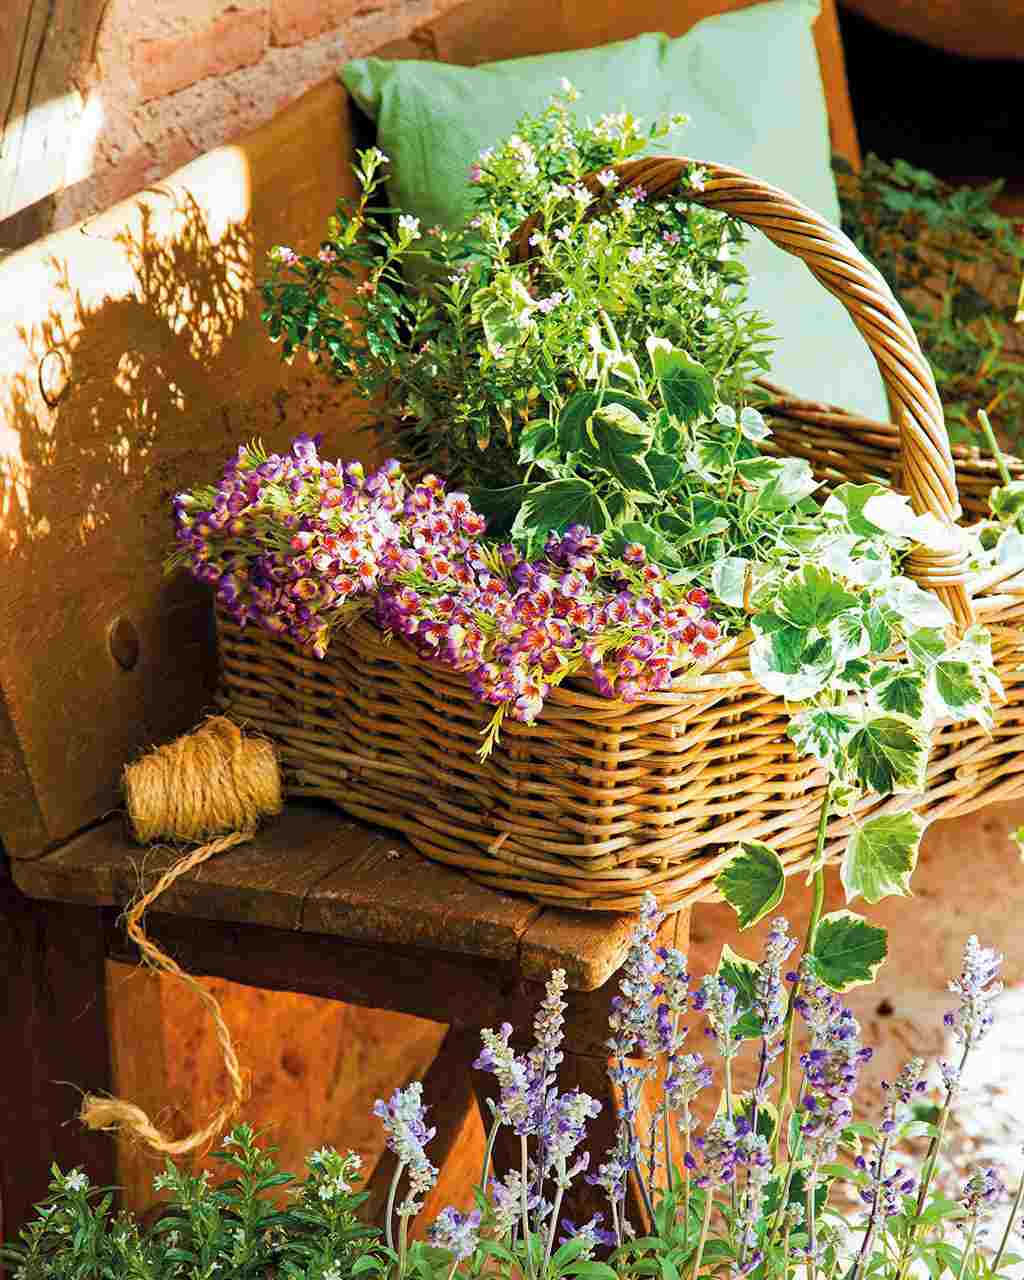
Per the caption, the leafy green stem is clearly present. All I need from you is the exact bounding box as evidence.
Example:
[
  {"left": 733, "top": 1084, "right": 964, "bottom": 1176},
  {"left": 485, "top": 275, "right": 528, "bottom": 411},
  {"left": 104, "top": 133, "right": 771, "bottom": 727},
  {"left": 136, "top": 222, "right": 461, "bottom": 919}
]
[
  {"left": 773, "top": 793, "right": 830, "bottom": 1163},
  {"left": 993, "top": 1168, "right": 1024, "bottom": 1273}
]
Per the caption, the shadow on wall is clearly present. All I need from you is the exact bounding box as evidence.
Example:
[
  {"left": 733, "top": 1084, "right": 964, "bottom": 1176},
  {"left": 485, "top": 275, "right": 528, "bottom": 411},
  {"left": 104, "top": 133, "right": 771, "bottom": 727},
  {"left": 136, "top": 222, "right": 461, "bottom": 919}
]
[{"left": 0, "top": 171, "right": 364, "bottom": 856}]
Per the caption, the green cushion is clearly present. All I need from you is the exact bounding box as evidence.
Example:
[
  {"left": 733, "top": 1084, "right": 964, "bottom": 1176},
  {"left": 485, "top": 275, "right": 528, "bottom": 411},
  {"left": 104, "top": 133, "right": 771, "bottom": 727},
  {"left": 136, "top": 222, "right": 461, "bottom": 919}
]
[{"left": 340, "top": 1, "right": 889, "bottom": 419}]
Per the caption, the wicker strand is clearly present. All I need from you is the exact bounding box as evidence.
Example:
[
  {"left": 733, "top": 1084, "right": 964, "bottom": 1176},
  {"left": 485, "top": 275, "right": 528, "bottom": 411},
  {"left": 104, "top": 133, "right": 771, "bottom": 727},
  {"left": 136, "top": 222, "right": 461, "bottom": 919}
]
[{"left": 80, "top": 717, "right": 282, "bottom": 1154}]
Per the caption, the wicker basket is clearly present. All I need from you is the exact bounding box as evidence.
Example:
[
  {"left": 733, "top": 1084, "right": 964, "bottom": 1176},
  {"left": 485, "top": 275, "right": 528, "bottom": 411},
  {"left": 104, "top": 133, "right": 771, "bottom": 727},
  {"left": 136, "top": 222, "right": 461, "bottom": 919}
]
[{"left": 216, "top": 156, "right": 1024, "bottom": 911}]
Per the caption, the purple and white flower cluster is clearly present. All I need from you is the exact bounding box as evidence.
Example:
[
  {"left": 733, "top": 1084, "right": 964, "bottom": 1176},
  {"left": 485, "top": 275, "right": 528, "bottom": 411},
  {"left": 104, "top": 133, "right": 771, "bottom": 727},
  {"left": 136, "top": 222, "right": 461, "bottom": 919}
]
[{"left": 173, "top": 436, "right": 721, "bottom": 735}]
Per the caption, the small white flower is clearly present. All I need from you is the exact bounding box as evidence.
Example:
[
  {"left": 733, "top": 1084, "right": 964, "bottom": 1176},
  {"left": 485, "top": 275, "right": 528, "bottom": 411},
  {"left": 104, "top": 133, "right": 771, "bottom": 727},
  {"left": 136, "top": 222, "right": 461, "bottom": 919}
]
[
  {"left": 64, "top": 1170, "right": 89, "bottom": 1192},
  {"left": 397, "top": 214, "right": 421, "bottom": 240},
  {"left": 553, "top": 226, "right": 571, "bottom": 241},
  {"left": 596, "top": 169, "right": 618, "bottom": 189}
]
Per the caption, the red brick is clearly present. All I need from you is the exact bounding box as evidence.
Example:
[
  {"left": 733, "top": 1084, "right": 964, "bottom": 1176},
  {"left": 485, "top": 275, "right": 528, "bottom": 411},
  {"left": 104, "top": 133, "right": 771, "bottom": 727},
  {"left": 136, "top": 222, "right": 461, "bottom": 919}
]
[
  {"left": 134, "top": 7, "right": 269, "bottom": 101},
  {"left": 269, "top": 0, "right": 360, "bottom": 46}
]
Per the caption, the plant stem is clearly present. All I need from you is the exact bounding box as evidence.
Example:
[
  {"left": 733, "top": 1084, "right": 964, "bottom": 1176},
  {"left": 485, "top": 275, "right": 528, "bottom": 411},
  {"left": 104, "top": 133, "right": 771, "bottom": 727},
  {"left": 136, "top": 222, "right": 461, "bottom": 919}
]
[
  {"left": 993, "top": 1171, "right": 1024, "bottom": 1273},
  {"left": 805, "top": 1177, "right": 817, "bottom": 1280},
  {"left": 385, "top": 1161, "right": 405, "bottom": 1253},
  {"left": 979, "top": 409, "right": 1012, "bottom": 486},
  {"left": 398, "top": 1211, "right": 411, "bottom": 1278},
  {"left": 724, "top": 1054, "right": 735, "bottom": 1123},
  {"left": 773, "top": 793, "right": 830, "bottom": 1164},
  {"left": 520, "top": 1135, "right": 534, "bottom": 1280},
  {"left": 956, "top": 1217, "right": 979, "bottom": 1280},
  {"left": 543, "top": 1174, "right": 566, "bottom": 1271},
  {"left": 682, "top": 1111, "right": 692, "bottom": 1251},
  {"left": 480, "top": 1113, "right": 502, "bottom": 1196},
  {"left": 610, "top": 1194, "right": 623, "bottom": 1251},
  {"left": 690, "top": 1188, "right": 714, "bottom": 1280},
  {"left": 850, "top": 1134, "right": 891, "bottom": 1280},
  {"left": 895, "top": 1043, "right": 970, "bottom": 1280},
  {"left": 663, "top": 1103, "right": 675, "bottom": 1197}
]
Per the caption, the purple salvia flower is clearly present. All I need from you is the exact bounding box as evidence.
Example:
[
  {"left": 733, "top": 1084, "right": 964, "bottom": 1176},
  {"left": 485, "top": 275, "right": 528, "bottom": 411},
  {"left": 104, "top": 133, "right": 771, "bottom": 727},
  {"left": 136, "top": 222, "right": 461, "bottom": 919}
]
[
  {"left": 474, "top": 1024, "right": 534, "bottom": 1135},
  {"left": 697, "top": 974, "right": 741, "bottom": 1060},
  {"left": 943, "top": 935, "right": 1003, "bottom": 1050},
  {"left": 557, "top": 1213, "right": 616, "bottom": 1253},
  {"left": 429, "top": 1206, "right": 481, "bottom": 1259},
  {"left": 961, "top": 1166, "right": 1007, "bottom": 1239}
]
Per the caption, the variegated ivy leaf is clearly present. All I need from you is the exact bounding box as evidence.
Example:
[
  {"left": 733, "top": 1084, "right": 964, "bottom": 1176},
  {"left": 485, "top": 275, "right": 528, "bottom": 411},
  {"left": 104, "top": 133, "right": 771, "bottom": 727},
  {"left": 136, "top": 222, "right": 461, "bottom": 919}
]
[
  {"left": 871, "top": 667, "right": 927, "bottom": 719},
  {"left": 711, "top": 556, "right": 750, "bottom": 608},
  {"left": 776, "top": 565, "right": 859, "bottom": 631},
  {"left": 810, "top": 910, "right": 888, "bottom": 991},
  {"left": 841, "top": 810, "right": 925, "bottom": 905},
  {"left": 818, "top": 534, "right": 894, "bottom": 589},
  {"left": 739, "top": 406, "right": 771, "bottom": 442},
  {"left": 646, "top": 336, "right": 716, "bottom": 425},
  {"left": 715, "top": 403, "right": 737, "bottom": 428},
  {"left": 846, "top": 714, "right": 929, "bottom": 796},
  {"left": 862, "top": 492, "right": 969, "bottom": 555},
  {"left": 715, "top": 943, "right": 763, "bottom": 1040},
  {"left": 829, "top": 611, "right": 870, "bottom": 665},
  {"left": 787, "top": 708, "right": 858, "bottom": 773},
  {"left": 926, "top": 626, "right": 1002, "bottom": 731},
  {"left": 881, "top": 577, "right": 953, "bottom": 630},
  {"left": 822, "top": 482, "right": 891, "bottom": 538},
  {"left": 907, "top": 626, "right": 947, "bottom": 667},
  {"left": 716, "top": 841, "right": 786, "bottom": 929},
  {"left": 736, "top": 456, "right": 819, "bottom": 513},
  {"left": 749, "top": 632, "right": 832, "bottom": 701}
]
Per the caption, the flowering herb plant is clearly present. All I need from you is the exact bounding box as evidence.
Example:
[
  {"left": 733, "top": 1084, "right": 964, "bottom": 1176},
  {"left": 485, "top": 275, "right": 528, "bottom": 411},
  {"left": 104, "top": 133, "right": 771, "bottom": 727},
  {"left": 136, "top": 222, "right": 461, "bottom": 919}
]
[
  {"left": 259, "top": 88, "right": 772, "bottom": 491},
  {"left": 6, "top": 908, "right": 1021, "bottom": 1280}
]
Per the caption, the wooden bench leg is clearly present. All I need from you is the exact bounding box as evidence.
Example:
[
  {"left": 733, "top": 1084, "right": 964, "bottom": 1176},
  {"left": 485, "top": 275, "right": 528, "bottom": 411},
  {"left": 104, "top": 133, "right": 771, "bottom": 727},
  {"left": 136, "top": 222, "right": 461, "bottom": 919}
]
[{"left": 0, "top": 871, "right": 116, "bottom": 1253}]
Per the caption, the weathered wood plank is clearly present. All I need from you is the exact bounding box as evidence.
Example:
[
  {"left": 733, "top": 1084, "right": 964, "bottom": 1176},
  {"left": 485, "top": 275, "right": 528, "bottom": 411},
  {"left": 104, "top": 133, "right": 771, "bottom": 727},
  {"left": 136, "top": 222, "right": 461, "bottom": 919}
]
[
  {"left": 0, "top": 867, "right": 116, "bottom": 1246},
  {"left": 0, "top": 0, "right": 109, "bottom": 236},
  {"left": 13, "top": 802, "right": 547, "bottom": 958}
]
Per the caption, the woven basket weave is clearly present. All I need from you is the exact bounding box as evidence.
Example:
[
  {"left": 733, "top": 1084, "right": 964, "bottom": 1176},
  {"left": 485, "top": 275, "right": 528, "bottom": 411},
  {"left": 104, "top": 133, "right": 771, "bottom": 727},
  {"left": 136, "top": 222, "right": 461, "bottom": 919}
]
[{"left": 217, "top": 156, "right": 1024, "bottom": 911}]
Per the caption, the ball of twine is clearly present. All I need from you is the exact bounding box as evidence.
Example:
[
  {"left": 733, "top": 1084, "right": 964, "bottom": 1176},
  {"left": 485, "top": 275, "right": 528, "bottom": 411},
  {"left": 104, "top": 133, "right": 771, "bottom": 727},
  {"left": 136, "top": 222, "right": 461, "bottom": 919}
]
[{"left": 80, "top": 716, "right": 282, "bottom": 1156}]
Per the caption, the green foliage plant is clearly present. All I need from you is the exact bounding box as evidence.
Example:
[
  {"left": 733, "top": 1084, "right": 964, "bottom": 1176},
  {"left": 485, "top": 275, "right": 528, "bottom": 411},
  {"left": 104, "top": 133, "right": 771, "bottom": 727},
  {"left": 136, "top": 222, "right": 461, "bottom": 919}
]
[
  {"left": 5, "top": 914, "right": 1021, "bottom": 1280},
  {"left": 835, "top": 155, "right": 1024, "bottom": 451}
]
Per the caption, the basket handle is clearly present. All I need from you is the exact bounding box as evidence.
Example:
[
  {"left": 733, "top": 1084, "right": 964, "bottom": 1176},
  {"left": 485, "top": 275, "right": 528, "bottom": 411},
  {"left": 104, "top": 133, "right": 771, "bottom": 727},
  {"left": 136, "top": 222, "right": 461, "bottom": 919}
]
[{"left": 510, "top": 155, "right": 974, "bottom": 629}]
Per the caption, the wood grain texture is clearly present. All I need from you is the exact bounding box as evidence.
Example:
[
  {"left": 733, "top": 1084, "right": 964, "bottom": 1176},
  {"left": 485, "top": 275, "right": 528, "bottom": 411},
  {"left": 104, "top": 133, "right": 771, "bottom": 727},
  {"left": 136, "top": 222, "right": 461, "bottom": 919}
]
[
  {"left": 0, "top": 81, "right": 369, "bottom": 859},
  {"left": 0, "top": 0, "right": 109, "bottom": 233},
  {"left": 0, "top": 871, "right": 116, "bottom": 1246},
  {"left": 11, "top": 802, "right": 675, "bottom": 988}
]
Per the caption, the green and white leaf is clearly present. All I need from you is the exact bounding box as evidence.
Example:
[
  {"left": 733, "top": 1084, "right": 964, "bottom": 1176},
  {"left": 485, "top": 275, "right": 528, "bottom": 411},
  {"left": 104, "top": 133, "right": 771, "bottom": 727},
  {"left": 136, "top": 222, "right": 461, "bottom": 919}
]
[
  {"left": 841, "top": 811, "right": 925, "bottom": 905},
  {"left": 777, "top": 565, "right": 860, "bottom": 631},
  {"left": 811, "top": 910, "right": 888, "bottom": 991},
  {"left": 715, "top": 943, "right": 763, "bottom": 1040},
  {"left": 788, "top": 708, "right": 858, "bottom": 773},
  {"left": 510, "top": 478, "right": 609, "bottom": 551},
  {"left": 846, "top": 714, "right": 929, "bottom": 796},
  {"left": 749, "top": 632, "right": 832, "bottom": 701},
  {"left": 711, "top": 557, "right": 750, "bottom": 608},
  {"left": 646, "top": 337, "right": 716, "bottom": 425},
  {"left": 873, "top": 668, "right": 927, "bottom": 719},
  {"left": 881, "top": 577, "right": 954, "bottom": 630},
  {"left": 716, "top": 841, "right": 786, "bottom": 929},
  {"left": 822, "top": 482, "right": 891, "bottom": 538},
  {"left": 829, "top": 611, "right": 870, "bottom": 665},
  {"left": 736, "top": 457, "right": 819, "bottom": 512},
  {"left": 862, "top": 493, "right": 969, "bottom": 555},
  {"left": 739, "top": 406, "right": 771, "bottom": 442}
]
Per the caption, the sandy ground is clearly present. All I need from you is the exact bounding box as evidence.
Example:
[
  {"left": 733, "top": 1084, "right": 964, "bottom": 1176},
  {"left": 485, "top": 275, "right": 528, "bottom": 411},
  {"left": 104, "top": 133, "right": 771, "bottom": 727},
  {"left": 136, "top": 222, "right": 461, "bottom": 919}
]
[{"left": 686, "top": 795, "right": 1024, "bottom": 1268}]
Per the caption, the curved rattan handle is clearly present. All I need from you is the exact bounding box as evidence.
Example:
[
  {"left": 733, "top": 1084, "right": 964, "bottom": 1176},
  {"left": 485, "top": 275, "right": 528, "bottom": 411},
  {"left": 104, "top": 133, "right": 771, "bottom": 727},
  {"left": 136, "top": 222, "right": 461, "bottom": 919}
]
[{"left": 510, "top": 156, "right": 974, "bottom": 628}]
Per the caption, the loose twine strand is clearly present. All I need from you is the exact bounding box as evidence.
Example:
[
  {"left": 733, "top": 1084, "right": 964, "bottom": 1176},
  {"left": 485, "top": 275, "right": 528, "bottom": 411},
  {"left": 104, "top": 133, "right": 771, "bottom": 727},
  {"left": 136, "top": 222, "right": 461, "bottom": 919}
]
[{"left": 79, "top": 716, "right": 282, "bottom": 1155}]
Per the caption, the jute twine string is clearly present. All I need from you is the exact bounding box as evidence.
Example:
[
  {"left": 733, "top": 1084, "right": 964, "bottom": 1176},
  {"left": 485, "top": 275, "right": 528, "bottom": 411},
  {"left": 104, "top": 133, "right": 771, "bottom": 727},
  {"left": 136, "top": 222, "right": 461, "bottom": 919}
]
[{"left": 80, "top": 716, "right": 282, "bottom": 1155}]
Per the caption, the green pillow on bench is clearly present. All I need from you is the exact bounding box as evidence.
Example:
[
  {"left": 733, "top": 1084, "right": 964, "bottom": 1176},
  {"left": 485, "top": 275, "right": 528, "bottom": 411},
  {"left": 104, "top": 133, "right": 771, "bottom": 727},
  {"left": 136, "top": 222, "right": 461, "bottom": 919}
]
[{"left": 341, "top": 0, "right": 890, "bottom": 419}]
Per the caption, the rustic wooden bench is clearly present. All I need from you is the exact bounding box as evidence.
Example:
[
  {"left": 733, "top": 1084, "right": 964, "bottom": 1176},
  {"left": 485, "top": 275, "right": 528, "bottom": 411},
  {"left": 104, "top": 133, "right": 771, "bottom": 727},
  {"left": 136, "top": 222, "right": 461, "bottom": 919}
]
[{"left": 0, "top": 0, "right": 860, "bottom": 1245}]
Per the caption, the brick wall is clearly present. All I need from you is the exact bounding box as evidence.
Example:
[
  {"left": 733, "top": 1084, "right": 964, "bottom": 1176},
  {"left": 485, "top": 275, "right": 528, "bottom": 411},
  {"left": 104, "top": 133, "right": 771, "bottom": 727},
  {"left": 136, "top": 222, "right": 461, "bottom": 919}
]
[{"left": 0, "top": 0, "right": 444, "bottom": 248}]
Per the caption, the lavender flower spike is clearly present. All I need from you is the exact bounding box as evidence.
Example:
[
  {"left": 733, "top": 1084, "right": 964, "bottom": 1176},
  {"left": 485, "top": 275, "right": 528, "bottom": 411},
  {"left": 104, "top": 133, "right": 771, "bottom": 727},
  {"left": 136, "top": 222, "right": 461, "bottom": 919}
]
[
  {"left": 943, "top": 935, "right": 1004, "bottom": 1051},
  {"left": 429, "top": 1206, "right": 482, "bottom": 1259}
]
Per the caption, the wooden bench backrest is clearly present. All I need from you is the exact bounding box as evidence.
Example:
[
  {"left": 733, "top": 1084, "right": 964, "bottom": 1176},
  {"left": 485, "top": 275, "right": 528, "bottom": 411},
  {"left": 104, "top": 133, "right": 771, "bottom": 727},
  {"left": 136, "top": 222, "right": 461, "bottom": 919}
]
[{"left": 0, "top": 0, "right": 857, "bottom": 859}]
